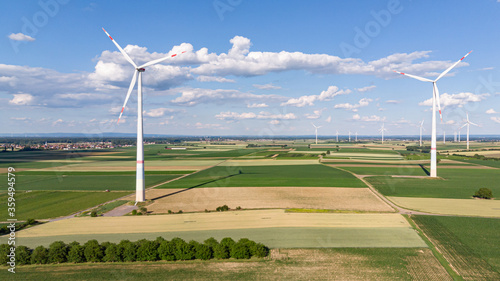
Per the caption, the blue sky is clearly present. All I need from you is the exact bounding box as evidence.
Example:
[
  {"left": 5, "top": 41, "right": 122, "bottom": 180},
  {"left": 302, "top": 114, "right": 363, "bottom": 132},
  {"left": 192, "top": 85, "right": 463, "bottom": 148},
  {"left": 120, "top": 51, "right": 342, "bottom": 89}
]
[{"left": 2, "top": 0, "right": 500, "bottom": 136}]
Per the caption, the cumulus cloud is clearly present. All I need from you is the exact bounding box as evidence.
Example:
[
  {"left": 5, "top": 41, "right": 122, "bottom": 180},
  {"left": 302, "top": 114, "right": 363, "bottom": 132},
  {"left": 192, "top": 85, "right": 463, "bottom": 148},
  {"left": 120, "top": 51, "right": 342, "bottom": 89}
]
[
  {"left": 170, "top": 88, "right": 283, "bottom": 106},
  {"left": 8, "top": 33, "right": 35, "bottom": 41},
  {"left": 305, "top": 109, "right": 324, "bottom": 119},
  {"left": 386, "top": 100, "right": 402, "bottom": 104},
  {"left": 144, "top": 108, "right": 183, "bottom": 118},
  {"left": 355, "top": 85, "right": 376, "bottom": 92},
  {"left": 281, "top": 86, "right": 350, "bottom": 107},
  {"left": 9, "top": 93, "right": 34, "bottom": 105},
  {"left": 269, "top": 120, "right": 280, "bottom": 125},
  {"left": 491, "top": 117, "right": 500, "bottom": 124},
  {"left": 325, "top": 116, "right": 332, "bottom": 123},
  {"left": 196, "top": 76, "right": 235, "bottom": 83},
  {"left": 352, "top": 114, "right": 385, "bottom": 122},
  {"left": 253, "top": 83, "right": 281, "bottom": 90},
  {"left": 195, "top": 122, "right": 229, "bottom": 130},
  {"left": 334, "top": 98, "right": 372, "bottom": 112},
  {"left": 247, "top": 103, "right": 268, "bottom": 108},
  {"left": 419, "top": 92, "right": 489, "bottom": 109},
  {"left": 486, "top": 109, "right": 498, "bottom": 114},
  {"left": 215, "top": 111, "right": 296, "bottom": 120}
]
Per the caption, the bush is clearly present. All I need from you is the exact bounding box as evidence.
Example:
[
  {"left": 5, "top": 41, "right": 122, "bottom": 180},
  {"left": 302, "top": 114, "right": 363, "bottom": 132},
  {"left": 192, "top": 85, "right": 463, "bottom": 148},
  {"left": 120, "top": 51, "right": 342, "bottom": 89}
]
[
  {"left": 473, "top": 188, "right": 493, "bottom": 199},
  {"left": 173, "top": 238, "right": 194, "bottom": 260},
  {"left": 48, "top": 241, "right": 68, "bottom": 263},
  {"left": 204, "top": 237, "right": 219, "bottom": 249},
  {"left": 220, "top": 237, "right": 235, "bottom": 249},
  {"left": 31, "top": 246, "right": 49, "bottom": 264},
  {"left": 251, "top": 243, "right": 270, "bottom": 258},
  {"left": 16, "top": 246, "right": 32, "bottom": 265},
  {"left": 90, "top": 210, "right": 98, "bottom": 217},
  {"left": 67, "top": 243, "right": 85, "bottom": 263},
  {"left": 104, "top": 243, "right": 121, "bottom": 262},
  {"left": 230, "top": 241, "right": 251, "bottom": 259},
  {"left": 131, "top": 210, "right": 137, "bottom": 215},
  {"left": 26, "top": 218, "right": 36, "bottom": 225},
  {"left": 139, "top": 207, "right": 148, "bottom": 215},
  {"left": 84, "top": 240, "right": 104, "bottom": 262},
  {"left": 136, "top": 240, "right": 159, "bottom": 261},
  {"left": 0, "top": 244, "right": 11, "bottom": 265},
  {"left": 213, "top": 243, "right": 230, "bottom": 259},
  {"left": 216, "top": 205, "right": 230, "bottom": 212},
  {"left": 158, "top": 240, "right": 176, "bottom": 261},
  {"left": 195, "top": 243, "right": 213, "bottom": 260},
  {"left": 122, "top": 242, "right": 137, "bottom": 262}
]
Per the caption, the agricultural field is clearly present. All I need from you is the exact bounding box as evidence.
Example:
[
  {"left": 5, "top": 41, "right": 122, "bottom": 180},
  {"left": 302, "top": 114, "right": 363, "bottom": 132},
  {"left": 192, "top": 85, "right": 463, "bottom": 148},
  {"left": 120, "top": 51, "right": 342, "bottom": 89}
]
[
  {"left": 412, "top": 215, "right": 500, "bottom": 280},
  {"left": 389, "top": 197, "right": 500, "bottom": 217},
  {"left": 156, "top": 164, "right": 366, "bottom": 189},
  {"left": 0, "top": 248, "right": 449, "bottom": 281},
  {"left": 14, "top": 210, "right": 425, "bottom": 248}
]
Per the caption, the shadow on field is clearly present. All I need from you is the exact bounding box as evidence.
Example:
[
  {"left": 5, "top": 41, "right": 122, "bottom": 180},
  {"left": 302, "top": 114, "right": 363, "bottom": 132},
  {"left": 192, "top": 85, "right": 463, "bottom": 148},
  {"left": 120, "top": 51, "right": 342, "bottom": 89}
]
[
  {"left": 149, "top": 173, "right": 240, "bottom": 201},
  {"left": 418, "top": 164, "right": 430, "bottom": 176}
]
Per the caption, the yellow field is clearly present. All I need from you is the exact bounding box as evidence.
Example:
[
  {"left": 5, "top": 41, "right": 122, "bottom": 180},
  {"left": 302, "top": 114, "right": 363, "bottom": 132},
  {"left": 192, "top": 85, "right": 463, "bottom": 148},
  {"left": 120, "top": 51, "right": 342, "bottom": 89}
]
[
  {"left": 389, "top": 197, "right": 500, "bottom": 217},
  {"left": 16, "top": 210, "right": 413, "bottom": 238},
  {"left": 141, "top": 187, "right": 393, "bottom": 213},
  {"left": 458, "top": 150, "right": 500, "bottom": 158},
  {"left": 35, "top": 159, "right": 224, "bottom": 171}
]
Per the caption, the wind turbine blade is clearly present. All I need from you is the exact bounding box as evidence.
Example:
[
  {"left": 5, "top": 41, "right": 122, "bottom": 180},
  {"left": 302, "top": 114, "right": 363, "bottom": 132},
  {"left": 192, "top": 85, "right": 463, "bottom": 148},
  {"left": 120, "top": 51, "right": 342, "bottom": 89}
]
[
  {"left": 393, "top": 70, "right": 433, "bottom": 82},
  {"left": 433, "top": 83, "right": 443, "bottom": 122},
  {"left": 138, "top": 51, "right": 187, "bottom": 68},
  {"left": 117, "top": 70, "right": 138, "bottom": 124},
  {"left": 466, "top": 112, "right": 469, "bottom": 122},
  {"left": 469, "top": 121, "right": 479, "bottom": 127},
  {"left": 102, "top": 28, "right": 138, "bottom": 68},
  {"left": 459, "top": 123, "right": 467, "bottom": 129},
  {"left": 435, "top": 51, "right": 473, "bottom": 82}
]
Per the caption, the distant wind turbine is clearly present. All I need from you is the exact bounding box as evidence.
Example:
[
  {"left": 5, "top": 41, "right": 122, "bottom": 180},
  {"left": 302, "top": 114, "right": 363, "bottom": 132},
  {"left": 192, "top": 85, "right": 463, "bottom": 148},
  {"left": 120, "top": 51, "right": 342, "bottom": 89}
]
[
  {"left": 379, "top": 123, "right": 387, "bottom": 144},
  {"left": 419, "top": 120, "right": 425, "bottom": 146},
  {"left": 312, "top": 123, "right": 322, "bottom": 145},
  {"left": 348, "top": 131, "right": 351, "bottom": 142},
  {"left": 336, "top": 130, "right": 339, "bottom": 142},
  {"left": 394, "top": 50, "right": 472, "bottom": 178},
  {"left": 355, "top": 132, "right": 358, "bottom": 142},
  {"left": 459, "top": 113, "right": 479, "bottom": 150},
  {"left": 443, "top": 131, "right": 446, "bottom": 144}
]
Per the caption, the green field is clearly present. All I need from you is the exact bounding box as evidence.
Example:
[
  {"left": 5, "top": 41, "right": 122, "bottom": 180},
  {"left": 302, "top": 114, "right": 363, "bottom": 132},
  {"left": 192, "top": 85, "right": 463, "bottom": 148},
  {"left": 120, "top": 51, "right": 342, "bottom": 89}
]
[
  {"left": 413, "top": 215, "right": 500, "bottom": 279},
  {"left": 157, "top": 165, "right": 366, "bottom": 188},
  {"left": 339, "top": 166, "right": 428, "bottom": 176},
  {"left": 366, "top": 168, "right": 500, "bottom": 199},
  {"left": 0, "top": 174, "right": 181, "bottom": 191},
  {"left": 0, "top": 191, "right": 131, "bottom": 221},
  {"left": 0, "top": 248, "right": 448, "bottom": 281}
]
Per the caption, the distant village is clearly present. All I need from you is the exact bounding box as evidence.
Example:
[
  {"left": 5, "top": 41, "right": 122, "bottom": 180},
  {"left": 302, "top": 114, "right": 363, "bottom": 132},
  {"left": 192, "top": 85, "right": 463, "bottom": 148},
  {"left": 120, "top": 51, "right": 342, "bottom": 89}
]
[{"left": 0, "top": 141, "right": 157, "bottom": 151}]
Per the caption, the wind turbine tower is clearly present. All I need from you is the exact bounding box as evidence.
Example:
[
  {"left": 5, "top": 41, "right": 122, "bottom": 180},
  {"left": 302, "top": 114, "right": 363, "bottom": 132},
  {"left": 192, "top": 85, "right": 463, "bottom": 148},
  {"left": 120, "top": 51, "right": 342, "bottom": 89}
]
[
  {"left": 394, "top": 51, "right": 472, "bottom": 178},
  {"left": 102, "top": 28, "right": 186, "bottom": 202},
  {"left": 419, "top": 120, "right": 425, "bottom": 146},
  {"left": 312, "top": 123, "right": 322, "bottom": 145},
  {"left": 379, "top": 124, "right": 387, "bottom": 144},
  {"left": 336, "top": 130, "right": 339, "bottom": 142},
  {"left": 459, "top": 113, "right": 479, "bottom": 150}
]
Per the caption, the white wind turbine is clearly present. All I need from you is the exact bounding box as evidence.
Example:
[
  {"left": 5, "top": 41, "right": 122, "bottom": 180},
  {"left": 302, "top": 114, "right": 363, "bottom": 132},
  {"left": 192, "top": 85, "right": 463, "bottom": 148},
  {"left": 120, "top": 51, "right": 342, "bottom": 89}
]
[
  {"left": 336, "top": 130, "right": 339, "bottom": 142},
  {"left": 443, "top": 131, "right": 446, "bottom": 144},
  {"left": 379, "top": 123, "right": 387, "bottom": 144},
  {"left": 355, "top": 132, "right": 358, "bottom": 142},
  {"left": 312, "top": 123, "right": 322, "bottom": 144},
  {"left": 459, "top": 112, "right": 479, "bottom": 150},
  {"left": 348, "top": 131, "right": 351, "bottom": 142},
  {"left": 419, "top": 120, "right": 425, "bottom": 146},
  {"left": 394, "top": 51, "right": 472, "bottom": 177},
  {"left": 103, "top": 28, "right": 186, "bottom": 202}
]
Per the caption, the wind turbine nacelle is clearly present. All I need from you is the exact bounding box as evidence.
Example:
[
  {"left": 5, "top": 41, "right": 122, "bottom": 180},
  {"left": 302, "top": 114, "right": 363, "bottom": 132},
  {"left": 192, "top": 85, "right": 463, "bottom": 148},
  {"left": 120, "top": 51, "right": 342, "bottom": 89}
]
[{"left": 137, "top": 68, "right": 146, "bottom": 72}]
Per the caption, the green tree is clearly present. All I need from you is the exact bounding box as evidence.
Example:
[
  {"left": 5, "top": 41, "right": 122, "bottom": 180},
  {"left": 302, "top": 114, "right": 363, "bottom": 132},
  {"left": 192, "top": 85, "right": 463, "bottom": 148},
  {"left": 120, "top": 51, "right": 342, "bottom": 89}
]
[
  {"left": 104, "top": 243, "right": 121, "bottom": 262},
  {"left": 84, "top": 239, "right": 104, "bottom": 262},
  {"left": 136, "top": 240, "right": 159, "bottom": 261},
  {"left": 31, "top": 246, "right": 49, "bottom": 264},
  {"left": 158, "top": 240, "right": 176, "bottom": 261},
  {"left": 173, "top": 238, "right": 194, "bottom": 260},
  {"left": 220, "top": 237, "right": 235, "bottom": 249},
  {"left": 195, "top": 243, "right": 213, "bottom": 260},
  {"left": 251, "top": 243, "right": 270, "bottom": 258},
  {"left": 16, "top": 246, "right": 32, "bottom": 265},
  {"left": 67, "top": 243, "right": 85, "bottom": 263},
  {"left": 204, "top": 237, "right": 219, "bottom": 250},
  {"left": 213, "top": 244, "right": 230, "bottom": 259},
  {"left": 122, "top": 241, "right": 137, "bottom": 262},
  {"left": 474, "top": 188, "right": 493, "bottom": 199},
  {"left": 48, "top": 241, "right": 68, "bottom": 263},
  {"left": 230, "top": 241, "right": 251, "bottom": 259},
  {"left": 0, "top": 244, "right": 11, "bottom": 265}
]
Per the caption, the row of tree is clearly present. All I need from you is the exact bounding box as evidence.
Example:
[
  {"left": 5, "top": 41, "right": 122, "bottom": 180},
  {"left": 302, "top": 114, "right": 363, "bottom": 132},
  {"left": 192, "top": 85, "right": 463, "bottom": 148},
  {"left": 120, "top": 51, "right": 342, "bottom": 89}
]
[{"left": 0, "top": 237, "right": 269, "bottom": 265}]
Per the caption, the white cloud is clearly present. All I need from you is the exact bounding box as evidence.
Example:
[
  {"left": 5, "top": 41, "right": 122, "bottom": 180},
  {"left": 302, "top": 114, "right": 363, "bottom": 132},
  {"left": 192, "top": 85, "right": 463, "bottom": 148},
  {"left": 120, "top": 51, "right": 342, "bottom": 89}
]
[
  {"left": 281, "top": 86, "right": 350, "bottom": 107},
  {"left": 10, "top": 117, "right": 30, "bottom": 121},
  {"left": 269, "top": 120, "right": 280, "bottom": 125},
  {"left": 445, "top": 120, "right": 456, "bottom": 125},
  {"left": 355, "top": 85, "right": 376, "bottom": 92},
  {"left": 195, "top": 122, "right": 229, "bottom": 130},
  {"left": 215, "top": 111, "right": 296, "bottom": 120},
  {"left": 305, "top": 109, "right": 324, "bottom": 119},
  {"left": 334, "top": 98, "right": 372, "bottom": 111},
  {"left": 486, "top": 109, "right": 498, "bottom": 114},
  {"left": 491, "top": 117, "right": 500, "bottom": 123},
  {"left": 325, "top": 116, "right": 332, "bottom": 123},
  {"left": 386, "top": 100, "right": 402, "bottom": 104},
  {"left": 144, "top": 108, "right": 182, "bottom": 118},
  {"left": 253, "top": 83, "right": 281, "bottom": 90},
  {"left": 196, "top": 76, "right": 235, "bottom": 83},
  {"left": 247, "top": 103, "right": 268, "bottom": 108},
  {"left": 419, "top": 92, "right": 489, "bottom": 109},
  {"left": 9, "top": 93, "right": 34, "bottom": 105},
  {"left": 171, "top": 88, "right": 283, "bottom": 106},
  {"left": 352, "top": 114, "right": 385, "bottom": 122},
  {"left": 8, "top": 33, "right": 35, "bottom": 42}
]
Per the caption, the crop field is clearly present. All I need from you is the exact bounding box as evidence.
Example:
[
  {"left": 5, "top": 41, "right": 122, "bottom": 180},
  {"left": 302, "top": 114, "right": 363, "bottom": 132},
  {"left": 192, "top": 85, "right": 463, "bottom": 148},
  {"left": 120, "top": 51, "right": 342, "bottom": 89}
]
[
  {"left": 334, "top": 166, "right": 429, "bottom": 176},
  {"left": 156, "top": 165, "right": 366, "bottom": 189},
  {"left": 14, "top": 210, "right": 426, "bottom": 248},
  {"left": 0, "top": 248, "right": 449, "bottom": 281},
  {"left": 143, "top": 187, "right": 393, "bottom": 213},
  {"left": 413, "top": 215, "right": 500, "bottom": 279},
  {"left": 366, "top": 168, "right": 500, "bottom": 199},
  {"left": 389, "top": 197, "right": 500, "bottom": 217},
  {"left": 0, "top": 191, "right": 131, "bottom": 221},
  {"left": 219, "top": 159, "right": 319, "bottom": 166}
]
